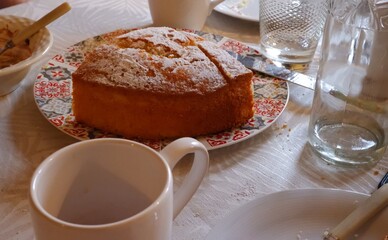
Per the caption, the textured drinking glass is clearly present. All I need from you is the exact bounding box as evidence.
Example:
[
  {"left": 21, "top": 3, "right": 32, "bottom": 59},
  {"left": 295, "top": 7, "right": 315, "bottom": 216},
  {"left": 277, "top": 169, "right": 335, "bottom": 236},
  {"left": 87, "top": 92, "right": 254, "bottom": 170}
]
[
  {"left": 308, "top": 0, "right": 388, "bottom": 167},
  {"left": 259, "top": 0, "right": 329, "bottom": 63}
]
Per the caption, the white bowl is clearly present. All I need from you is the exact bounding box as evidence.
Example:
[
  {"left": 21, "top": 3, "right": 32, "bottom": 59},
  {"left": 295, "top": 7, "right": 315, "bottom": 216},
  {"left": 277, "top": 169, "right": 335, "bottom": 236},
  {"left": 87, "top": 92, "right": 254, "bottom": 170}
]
[{"left": 0, "top": 15, "right": 53, "bottom": 96}]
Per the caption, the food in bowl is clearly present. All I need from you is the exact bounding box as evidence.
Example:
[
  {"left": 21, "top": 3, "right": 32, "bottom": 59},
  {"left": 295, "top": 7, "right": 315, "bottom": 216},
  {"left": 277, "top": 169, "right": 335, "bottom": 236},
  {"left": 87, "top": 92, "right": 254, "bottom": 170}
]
[
  {"left": 0, "top": 27, "right": 32, "bottom": 69},
  {"left": 72, "top": 27, "right": 254, "bottom": 140},
  {"left": 0, "top": 15, "right": 52, "bottom": 96}
]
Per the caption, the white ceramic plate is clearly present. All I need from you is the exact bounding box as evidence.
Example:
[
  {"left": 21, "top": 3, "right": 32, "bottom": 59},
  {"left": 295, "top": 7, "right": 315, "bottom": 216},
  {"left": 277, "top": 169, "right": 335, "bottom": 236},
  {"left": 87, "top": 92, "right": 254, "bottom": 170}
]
[
  {"left": 215, "top": 0, "right": 260, "bottom": 22},
  {"left": 34, "top": 29, "right": 288, "bottom": 151},
  {"left": 206, "top": 188, "right": 388, "bottom": 240}
]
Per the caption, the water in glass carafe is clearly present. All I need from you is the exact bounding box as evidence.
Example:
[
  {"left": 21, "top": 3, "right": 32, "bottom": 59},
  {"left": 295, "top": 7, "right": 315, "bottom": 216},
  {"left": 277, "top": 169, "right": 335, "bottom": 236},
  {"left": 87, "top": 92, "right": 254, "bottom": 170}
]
[{"left": 308, "top": 0, "right": 388, "bottom": 167}]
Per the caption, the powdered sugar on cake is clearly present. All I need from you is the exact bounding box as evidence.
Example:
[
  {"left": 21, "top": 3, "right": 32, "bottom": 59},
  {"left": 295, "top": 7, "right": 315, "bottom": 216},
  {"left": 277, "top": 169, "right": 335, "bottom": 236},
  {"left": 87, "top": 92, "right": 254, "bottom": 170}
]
[
  {"left": 77, "top": 45, "right": 226, "bottom": 95},
  {"left": 74, "top": 27, "right": 242, "bottom": 95}
]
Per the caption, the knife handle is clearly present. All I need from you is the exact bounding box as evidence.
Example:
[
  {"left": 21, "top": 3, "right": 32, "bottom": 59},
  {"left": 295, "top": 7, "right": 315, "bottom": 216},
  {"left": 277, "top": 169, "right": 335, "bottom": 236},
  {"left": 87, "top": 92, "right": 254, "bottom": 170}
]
[
  {"left": 378, "top": 172, "right": 388, "bottom": 189},
  {"left": 324, "top": 184, "right": 388, "bottom": 239},
  {"left": 12, "top": 2, "right": 71, "bottom": 45}
]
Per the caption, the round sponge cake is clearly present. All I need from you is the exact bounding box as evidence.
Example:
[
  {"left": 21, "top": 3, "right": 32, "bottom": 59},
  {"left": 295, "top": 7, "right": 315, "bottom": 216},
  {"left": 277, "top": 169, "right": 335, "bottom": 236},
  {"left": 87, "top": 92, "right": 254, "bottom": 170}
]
[{"left": 72, "top": 27, "right": 254, "bottom": 139}]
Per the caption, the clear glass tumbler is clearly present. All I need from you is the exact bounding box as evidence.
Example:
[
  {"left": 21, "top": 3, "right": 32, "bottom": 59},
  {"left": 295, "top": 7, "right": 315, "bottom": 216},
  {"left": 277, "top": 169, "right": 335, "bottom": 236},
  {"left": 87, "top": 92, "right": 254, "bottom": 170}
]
[
  {"left": 308, "top": 0, "right": 388, "bottom": 167},
  {"left": 259, "top": 0, "right": 329, "bottom": 63}
]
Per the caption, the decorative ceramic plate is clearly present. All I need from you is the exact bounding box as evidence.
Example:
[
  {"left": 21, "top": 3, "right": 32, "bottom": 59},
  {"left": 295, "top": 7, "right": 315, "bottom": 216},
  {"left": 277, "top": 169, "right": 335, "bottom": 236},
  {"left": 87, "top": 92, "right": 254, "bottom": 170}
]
[
  {"left": 33, "top": 29, "right": 288, "bottom": 151},
  {"left": 215, "top": 0, "right": 260, "bottom": 22},
  {"left": 206, "top": 188, "right": 388, "bottom": 240}
]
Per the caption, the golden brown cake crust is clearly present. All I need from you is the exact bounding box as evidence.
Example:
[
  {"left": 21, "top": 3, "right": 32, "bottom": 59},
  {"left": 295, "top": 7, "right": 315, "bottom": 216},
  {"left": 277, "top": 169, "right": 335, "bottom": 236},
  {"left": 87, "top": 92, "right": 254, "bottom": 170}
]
[{"left": 72, "top": 27, "right": 254, "bottom": 139}]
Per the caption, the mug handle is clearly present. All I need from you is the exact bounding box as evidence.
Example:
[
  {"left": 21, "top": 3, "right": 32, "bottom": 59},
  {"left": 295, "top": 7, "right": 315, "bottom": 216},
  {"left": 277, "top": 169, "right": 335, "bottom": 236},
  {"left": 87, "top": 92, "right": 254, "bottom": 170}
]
[
  {"left": 208, "top": 0, "right": 225, "bottom": 15},
  {"left": 160, "top": 137, "right": 209, "bottom": 218}
]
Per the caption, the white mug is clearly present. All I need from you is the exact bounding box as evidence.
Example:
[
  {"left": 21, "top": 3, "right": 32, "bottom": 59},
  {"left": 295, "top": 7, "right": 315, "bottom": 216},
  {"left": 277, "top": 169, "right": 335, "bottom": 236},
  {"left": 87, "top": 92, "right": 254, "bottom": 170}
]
[
  {"left": 29, "top": 137, "right": 209, "bottom": 240},
  {"left": 148, "top": 0, "right": 225, "bottom": 30}
]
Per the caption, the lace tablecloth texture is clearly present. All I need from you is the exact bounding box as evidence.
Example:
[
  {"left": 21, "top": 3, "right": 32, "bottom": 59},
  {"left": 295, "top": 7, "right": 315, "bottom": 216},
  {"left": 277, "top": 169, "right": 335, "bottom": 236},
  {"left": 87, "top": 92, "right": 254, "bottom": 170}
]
[{"left": 0, "top": 0, "right": 387, "bottom": 239}]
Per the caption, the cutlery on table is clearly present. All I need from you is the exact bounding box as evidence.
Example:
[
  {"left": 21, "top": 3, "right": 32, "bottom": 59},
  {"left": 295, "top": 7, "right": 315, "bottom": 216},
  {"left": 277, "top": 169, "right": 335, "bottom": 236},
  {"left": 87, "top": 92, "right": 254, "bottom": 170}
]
[
  {"left": 227, "top": 51, "right": 316, "bottom": 90},
  {"left": 0, "top": 2, "right": 71, "bottom": 55},
  {"left": 229, "top": 52, "right": 388, "bottom": 114},
  {"left": 378, "top": 172, "right": 388, "bottom": 189},
  {"left": 323, "top": 177, "right": 388, "bottom": 240}
]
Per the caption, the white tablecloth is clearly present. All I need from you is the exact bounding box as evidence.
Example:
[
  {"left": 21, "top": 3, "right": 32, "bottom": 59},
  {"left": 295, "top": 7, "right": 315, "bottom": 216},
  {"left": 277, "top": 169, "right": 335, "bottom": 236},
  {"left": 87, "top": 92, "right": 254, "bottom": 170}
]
[{"left": 0, "top": 1, "right": 387, "bottom": 239}]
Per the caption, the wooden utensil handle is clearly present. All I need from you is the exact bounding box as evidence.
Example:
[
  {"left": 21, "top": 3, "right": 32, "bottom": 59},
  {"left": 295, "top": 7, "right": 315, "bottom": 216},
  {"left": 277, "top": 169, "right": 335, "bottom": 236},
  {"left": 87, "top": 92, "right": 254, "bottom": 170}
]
[
  {"left": 329, "top": 184, "right": 388, "bottom": 239},
  {"left": 12, "top": 2, "right": 71, "bottom": 45}
]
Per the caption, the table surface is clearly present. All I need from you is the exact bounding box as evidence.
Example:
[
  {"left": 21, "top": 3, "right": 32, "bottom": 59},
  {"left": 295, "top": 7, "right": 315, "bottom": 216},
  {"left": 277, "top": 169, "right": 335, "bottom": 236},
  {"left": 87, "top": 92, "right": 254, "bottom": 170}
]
[{"left": 1, "top": 1, "right": 387, "bottom": 239}]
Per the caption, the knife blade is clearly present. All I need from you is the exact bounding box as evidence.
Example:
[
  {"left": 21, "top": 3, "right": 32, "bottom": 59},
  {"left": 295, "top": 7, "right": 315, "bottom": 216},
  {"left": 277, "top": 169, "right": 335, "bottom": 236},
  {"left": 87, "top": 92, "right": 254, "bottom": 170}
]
[{"left": 227, "top": 51, "right": 316, "bottom": 90}]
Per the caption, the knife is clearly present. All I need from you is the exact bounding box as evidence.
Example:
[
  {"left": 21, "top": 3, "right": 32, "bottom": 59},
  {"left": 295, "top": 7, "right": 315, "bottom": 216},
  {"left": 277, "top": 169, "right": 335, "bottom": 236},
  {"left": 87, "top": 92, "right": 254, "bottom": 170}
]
[
  {"left": 378, "top": 172, "right": 388, "bottom": 189},
  {"left": 227, "top": 51, "right": 316, "bottom": 90}
]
